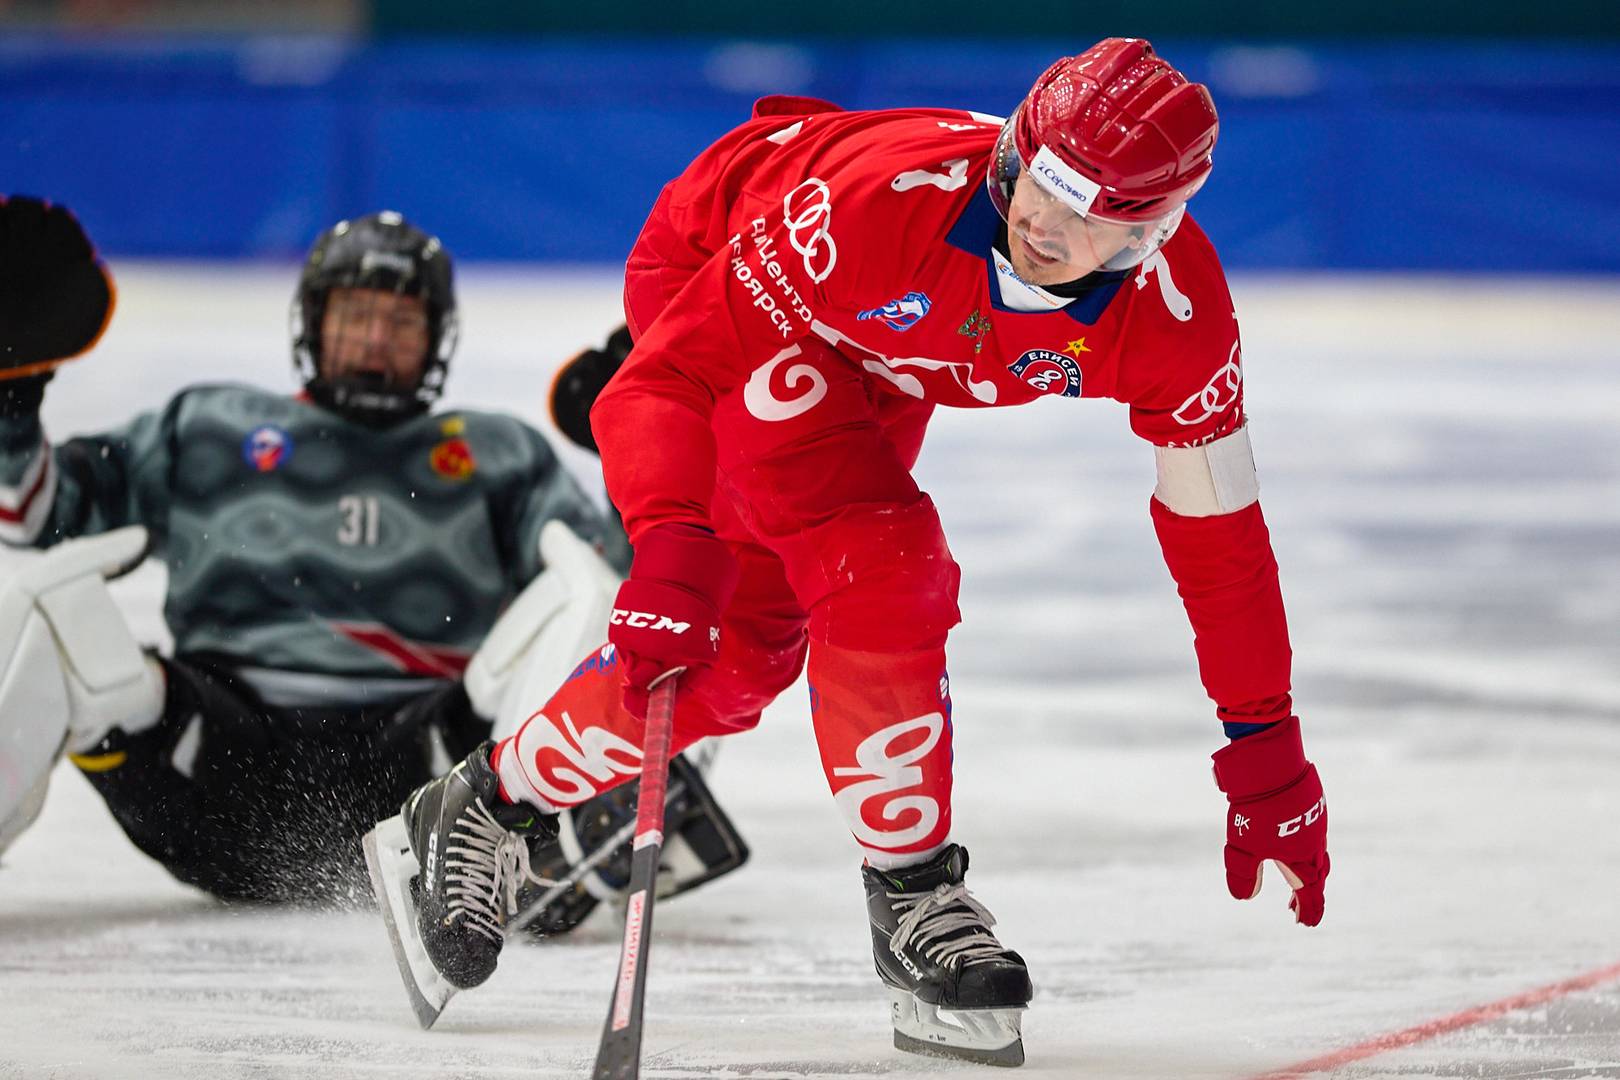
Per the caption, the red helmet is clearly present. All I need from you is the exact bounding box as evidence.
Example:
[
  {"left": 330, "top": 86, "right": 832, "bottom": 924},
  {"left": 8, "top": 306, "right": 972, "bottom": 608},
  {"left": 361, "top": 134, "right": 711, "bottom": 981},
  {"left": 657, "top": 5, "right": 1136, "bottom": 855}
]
[{"left": 989, "top": 38, "right": 1219, "bottom": 224}]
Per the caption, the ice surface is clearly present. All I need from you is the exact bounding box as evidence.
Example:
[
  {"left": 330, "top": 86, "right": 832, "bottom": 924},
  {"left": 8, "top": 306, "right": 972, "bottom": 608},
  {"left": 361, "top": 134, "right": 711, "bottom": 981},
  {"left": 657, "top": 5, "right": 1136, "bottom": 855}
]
[{"left": 2, "top": 267, "right": 1617, "bottom": 1079}]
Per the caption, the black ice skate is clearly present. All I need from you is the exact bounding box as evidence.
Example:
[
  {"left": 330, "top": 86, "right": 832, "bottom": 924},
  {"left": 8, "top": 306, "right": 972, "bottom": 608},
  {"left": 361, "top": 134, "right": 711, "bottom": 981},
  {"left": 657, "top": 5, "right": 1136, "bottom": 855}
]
[
  {"left": 863, "top": 844, "right": 1032, "bottom": 1067},
  {"left": 363, "top": 741, "right": 557, "bottom": 1029}
]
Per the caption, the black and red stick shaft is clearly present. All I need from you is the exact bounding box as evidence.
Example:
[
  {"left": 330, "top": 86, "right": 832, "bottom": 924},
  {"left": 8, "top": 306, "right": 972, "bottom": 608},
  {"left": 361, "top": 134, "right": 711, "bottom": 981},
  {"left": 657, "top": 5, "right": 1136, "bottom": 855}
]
[{"left": 591, "top": 675, "right": 679, "bottom": 1080}]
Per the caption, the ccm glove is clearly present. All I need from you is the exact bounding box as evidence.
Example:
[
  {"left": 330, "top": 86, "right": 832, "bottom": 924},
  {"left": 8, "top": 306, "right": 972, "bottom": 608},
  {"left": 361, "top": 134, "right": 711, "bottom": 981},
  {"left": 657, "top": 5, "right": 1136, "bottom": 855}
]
[
  {"left": 0, "top": 195, "right": 115, "bottom": 375},
  {"left": 1211, "top": 716, "right": 1329, "bottom": 926},
  {"left": 609, "top": 523, "right": 737, "bottom": 719}
]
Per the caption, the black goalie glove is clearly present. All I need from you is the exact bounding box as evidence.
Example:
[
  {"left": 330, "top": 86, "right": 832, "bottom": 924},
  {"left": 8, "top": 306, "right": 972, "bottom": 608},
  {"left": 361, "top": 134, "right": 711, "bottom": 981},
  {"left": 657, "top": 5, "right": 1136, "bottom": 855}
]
[
  {"left": 548, "top": 323, "right": 631, "bottom": 453},
  {"left": 510, "top": 750, "right": 748, "bottom": 938},
  {"left": 1, "top": 195, "right": 115, "bottom": 381}
]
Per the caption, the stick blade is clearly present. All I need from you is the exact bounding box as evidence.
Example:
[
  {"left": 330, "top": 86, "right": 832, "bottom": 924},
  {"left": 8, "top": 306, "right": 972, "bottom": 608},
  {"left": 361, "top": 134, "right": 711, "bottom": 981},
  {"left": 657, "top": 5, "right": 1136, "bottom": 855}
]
[{"left": 591, "top": 848, "right": 661, "bottom": 1078}]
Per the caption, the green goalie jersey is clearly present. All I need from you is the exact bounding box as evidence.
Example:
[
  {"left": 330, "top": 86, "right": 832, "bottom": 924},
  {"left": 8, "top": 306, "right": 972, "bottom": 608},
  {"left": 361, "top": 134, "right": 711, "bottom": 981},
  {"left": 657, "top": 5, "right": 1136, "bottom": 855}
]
[{"left": 0, "top": 384, "right": 628, "bottom": 696}]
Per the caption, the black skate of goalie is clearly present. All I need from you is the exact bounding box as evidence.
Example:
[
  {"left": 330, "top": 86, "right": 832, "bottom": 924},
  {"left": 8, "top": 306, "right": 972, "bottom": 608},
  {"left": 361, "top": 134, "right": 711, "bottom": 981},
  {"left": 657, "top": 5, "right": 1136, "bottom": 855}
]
[{"left": 364, "top": 748, "right": 747, "bottom": 1029}]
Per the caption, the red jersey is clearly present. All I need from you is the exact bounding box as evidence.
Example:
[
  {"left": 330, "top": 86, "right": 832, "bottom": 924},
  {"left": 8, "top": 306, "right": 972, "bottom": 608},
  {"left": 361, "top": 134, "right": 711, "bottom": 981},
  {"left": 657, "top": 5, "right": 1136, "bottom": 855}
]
[
  {"left": 598, "top": 97, "right": 1292, "bottom": 729},
  {"left": 599, "top": 98, "right": 1244, "bottom": 535}
]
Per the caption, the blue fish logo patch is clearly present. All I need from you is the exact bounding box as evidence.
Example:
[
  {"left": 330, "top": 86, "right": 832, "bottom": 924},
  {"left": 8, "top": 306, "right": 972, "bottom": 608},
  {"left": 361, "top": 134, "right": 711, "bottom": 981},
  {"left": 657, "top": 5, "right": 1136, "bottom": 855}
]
[{"left": 857, "top": 291, "right": 932, "bottom": 332}]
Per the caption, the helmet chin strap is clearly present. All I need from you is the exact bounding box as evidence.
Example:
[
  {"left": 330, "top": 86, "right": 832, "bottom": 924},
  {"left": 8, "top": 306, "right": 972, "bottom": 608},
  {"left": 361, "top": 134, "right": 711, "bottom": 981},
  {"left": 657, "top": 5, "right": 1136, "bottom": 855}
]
[{"left": 309, "top": 373, "right": 427, "bottom": 428}]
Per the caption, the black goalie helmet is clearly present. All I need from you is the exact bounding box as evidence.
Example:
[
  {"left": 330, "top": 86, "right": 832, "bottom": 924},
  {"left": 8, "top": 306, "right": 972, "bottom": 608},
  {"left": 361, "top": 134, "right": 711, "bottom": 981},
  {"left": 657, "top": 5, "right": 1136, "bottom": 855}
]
[{"left": 291, "top": 211, "right": 458, "bottom": 426}]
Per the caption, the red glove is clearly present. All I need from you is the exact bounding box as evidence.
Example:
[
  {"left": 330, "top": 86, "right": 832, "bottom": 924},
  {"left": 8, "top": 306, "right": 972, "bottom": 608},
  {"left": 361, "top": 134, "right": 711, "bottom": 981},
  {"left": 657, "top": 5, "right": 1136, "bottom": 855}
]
[
  {"left": 610, "top": 523, "right": 737, "bottom": 718},
  {"left": 1211, "top": 716, "right": 1329, "bottom": 926}
]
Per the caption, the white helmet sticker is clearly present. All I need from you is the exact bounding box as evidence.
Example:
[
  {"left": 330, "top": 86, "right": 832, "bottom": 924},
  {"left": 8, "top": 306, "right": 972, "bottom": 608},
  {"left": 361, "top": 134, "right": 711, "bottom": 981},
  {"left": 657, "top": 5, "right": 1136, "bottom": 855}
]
[{"left": 1028, "top": 144, "right": 1103, "bottom": 217}]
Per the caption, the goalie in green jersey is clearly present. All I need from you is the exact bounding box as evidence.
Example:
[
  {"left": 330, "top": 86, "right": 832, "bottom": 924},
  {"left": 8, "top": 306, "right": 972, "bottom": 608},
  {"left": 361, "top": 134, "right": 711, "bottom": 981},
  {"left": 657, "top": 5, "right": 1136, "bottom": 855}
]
[{"left": 0, "top": 198, "right": 745, "bottom": 919}]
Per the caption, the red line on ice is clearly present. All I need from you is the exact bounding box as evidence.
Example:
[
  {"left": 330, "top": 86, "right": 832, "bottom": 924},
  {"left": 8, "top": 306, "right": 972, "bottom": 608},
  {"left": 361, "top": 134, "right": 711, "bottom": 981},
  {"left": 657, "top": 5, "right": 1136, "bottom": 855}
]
[{"left": 1249, "top": 958, "right": 1620, "bottom": 1080}]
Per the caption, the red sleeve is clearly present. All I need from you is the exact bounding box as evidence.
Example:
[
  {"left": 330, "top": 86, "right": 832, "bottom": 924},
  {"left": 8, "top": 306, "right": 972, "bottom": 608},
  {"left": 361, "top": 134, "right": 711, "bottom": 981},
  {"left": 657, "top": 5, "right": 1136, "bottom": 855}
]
[
  {"left": 1120, "top": 227, "right": 1293, "bottom": 726},
  {"left": 1151, "top": 497, "right": 1293, "bottom": 726},
  {"left": 592, "top": 184, "right": 831, "bottom": 543}
]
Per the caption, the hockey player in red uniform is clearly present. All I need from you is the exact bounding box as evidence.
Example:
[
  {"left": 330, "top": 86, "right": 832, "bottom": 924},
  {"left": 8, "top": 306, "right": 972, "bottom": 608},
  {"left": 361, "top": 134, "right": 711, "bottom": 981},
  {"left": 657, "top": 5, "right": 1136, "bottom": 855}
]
[{"left": 368, "top": 38, "right": 1331, "bottom": 1065}]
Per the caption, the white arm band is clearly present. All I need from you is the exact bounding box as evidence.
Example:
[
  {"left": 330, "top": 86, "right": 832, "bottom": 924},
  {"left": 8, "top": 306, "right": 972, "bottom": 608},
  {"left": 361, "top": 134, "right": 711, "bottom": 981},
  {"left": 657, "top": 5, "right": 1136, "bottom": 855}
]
[{"left": 1152, "top": 424, "right": 1261, "bottom": 517}]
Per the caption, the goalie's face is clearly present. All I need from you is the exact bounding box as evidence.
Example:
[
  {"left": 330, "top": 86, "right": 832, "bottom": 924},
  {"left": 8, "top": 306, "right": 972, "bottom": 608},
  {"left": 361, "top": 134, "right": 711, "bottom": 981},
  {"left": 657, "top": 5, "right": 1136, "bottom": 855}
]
[{"left": 319, "top": 287, "right": 430, "bottom": 388}]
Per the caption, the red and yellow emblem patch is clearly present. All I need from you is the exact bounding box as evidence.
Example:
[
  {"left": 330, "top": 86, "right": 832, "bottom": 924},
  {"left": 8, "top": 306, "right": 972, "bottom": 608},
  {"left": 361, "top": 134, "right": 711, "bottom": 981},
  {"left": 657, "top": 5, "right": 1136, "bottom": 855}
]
[{"left": 429, "top": 437, "right": 476, "bottom": 480}]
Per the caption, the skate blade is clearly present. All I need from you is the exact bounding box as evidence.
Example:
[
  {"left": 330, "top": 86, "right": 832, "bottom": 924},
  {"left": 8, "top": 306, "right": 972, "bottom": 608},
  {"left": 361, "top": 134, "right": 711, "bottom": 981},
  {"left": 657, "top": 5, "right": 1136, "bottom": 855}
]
[
  {"left": 889, "top": 988, "right": 1026, "bottom": 1068},
  {"left": 363, "top": 815, "right": 457, "bottom": 1030}
]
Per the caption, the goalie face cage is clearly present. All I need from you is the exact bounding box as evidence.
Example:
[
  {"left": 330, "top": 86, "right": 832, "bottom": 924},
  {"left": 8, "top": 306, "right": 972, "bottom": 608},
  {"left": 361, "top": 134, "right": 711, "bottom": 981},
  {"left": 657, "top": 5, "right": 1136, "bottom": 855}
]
[{"left": 290, "top": 211, "right": 458, "bottom": 427}]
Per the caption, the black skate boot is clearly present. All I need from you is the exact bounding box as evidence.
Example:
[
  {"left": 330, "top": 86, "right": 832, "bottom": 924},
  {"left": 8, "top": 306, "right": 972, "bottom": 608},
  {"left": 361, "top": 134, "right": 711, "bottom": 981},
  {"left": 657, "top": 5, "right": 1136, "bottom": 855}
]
[
  {"left": 363, "top": 741, "right": 557, "bottom": 1028},
  {"left": 863, "top": 844, "right": 1031, "bottom": 1067}
]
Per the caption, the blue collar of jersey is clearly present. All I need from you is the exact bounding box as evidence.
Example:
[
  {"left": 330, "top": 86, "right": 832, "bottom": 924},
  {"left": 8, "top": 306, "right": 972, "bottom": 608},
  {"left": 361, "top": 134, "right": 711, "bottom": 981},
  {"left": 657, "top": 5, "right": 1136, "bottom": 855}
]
[{"left": 945, "top": 185, "right": 1127, "bottom": 326}]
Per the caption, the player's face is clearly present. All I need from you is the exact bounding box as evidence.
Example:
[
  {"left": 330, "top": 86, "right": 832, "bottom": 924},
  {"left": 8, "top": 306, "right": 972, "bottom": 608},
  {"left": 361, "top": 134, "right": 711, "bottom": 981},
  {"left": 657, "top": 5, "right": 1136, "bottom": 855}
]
[
  {"left": 1005, "top": 172, "right": 1142, "bottom": 285},
  {"left": 320, "top": 287, "right": 430, "bottom": 386}
]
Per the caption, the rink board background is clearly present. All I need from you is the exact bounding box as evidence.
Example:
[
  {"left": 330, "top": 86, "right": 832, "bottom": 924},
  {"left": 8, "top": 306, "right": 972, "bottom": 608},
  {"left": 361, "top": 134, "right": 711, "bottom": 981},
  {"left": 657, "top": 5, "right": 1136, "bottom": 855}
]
[{"left": 3, "top": 36, "right": 1619, "bottom": 270}]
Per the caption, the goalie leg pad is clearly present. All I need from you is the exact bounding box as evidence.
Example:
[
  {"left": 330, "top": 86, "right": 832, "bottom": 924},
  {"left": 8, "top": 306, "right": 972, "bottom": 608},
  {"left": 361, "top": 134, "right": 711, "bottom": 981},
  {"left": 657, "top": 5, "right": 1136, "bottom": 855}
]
[
  {"left": 512, "top": 748, "right": 749, "bottom": 936},
  {"left": 0, "top": 527, "right": 160, "bottom": 855},
  {"left": 465, "top": 520, "right": 622, "bottom": 741},
  {"left": 0, "top": 608, "right": 69, "bottom": 857}
]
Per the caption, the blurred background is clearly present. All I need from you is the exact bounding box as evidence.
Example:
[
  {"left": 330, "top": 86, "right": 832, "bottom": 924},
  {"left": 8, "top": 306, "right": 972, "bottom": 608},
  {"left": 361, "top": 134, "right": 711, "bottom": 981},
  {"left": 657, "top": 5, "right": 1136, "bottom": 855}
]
[
  {"left": 4, "top": 7, "right": 1620, "bottom": 1078},
  {"left": 3, "top": 0, "right": 1619, "bottom": 270}
]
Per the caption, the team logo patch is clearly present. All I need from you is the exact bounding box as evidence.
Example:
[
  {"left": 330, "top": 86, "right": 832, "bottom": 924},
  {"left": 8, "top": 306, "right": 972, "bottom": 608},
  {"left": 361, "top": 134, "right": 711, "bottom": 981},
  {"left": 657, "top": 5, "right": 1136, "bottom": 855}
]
[
  {"left": 857, "top": 291, "right": 932, "bottom": 332},
  {"left": 429, "top": 437, "right": 476, "bottom": 480},
  {"left": 957, "top": 309, "right": 992, "bottom": 354},
  {"left": 242, "top": 425, "right": 293, "bottom": 472},
  {"left": 1008, "top": 349, "right": 1083, "bottom": 398}
]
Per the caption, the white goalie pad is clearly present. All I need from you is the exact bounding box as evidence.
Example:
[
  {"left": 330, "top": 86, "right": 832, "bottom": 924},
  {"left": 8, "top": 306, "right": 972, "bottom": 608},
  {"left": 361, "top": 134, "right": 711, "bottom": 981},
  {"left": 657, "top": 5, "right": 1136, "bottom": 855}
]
[
  {"left": 466, "top": 520, "right": 622, "bottom": 742},
  {"left": 1153, "top": 423, "right": 1261, "bottom": 517},
  {"left": 0, "top": 527, "right": 163, "bottom": 857}
]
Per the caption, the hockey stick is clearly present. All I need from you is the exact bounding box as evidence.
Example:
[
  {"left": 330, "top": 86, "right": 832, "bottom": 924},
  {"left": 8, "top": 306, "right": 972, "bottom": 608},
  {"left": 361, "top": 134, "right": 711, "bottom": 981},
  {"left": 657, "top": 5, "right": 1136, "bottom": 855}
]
[
  {"left": 508, "top": 774, "right": 687, "bottom": 937},
  {"left": 510, "top": 739, "right": 723, "bottom": 935},
  {"left": 591, "top": 675, "right": 678, "bottom": 1080}
]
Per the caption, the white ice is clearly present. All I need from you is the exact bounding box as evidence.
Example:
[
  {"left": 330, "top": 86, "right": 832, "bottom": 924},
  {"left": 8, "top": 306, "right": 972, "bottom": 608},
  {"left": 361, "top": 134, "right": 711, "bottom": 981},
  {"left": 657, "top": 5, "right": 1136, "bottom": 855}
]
[{"left": 2, "top": 267, "right": 1618, "bottom": 1079}]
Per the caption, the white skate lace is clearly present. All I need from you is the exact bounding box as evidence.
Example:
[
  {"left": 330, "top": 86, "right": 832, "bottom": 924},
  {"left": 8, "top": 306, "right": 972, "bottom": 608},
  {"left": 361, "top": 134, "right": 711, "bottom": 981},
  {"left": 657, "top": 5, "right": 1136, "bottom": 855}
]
[
  {"left": 887, "top": 882, "right": 1011, "bottom": 969},
  {"left": 444, "top": 800, "right": 558, "bottom": 944}
]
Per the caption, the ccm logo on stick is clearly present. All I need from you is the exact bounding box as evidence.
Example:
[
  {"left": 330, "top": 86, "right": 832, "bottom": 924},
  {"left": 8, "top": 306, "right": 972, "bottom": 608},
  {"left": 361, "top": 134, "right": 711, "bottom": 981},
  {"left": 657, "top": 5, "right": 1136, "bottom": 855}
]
[
  {"left": 610, "top": 609, "right": 692, "bottom": 634},
  {"left": 1278, "top": 797, "right": 1326, "bottom": 837}
]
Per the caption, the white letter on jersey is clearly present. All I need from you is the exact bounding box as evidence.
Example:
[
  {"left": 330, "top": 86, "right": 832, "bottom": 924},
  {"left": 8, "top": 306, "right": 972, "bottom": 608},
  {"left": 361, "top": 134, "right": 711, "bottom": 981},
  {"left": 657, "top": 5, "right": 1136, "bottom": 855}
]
[
  {"left": 831, "top": 713, "right": 945, "bottom": 851},
  {"left": 892, "top": 159, "right": 970, "bottom": 192},
  {"left": 744, "top": 344, "right": 829, "bottom": 422},
  {"left": 1135, "top": 251, "right": 1193, "bottom": 322},
  {"left": 766, "top": 121, "right": 804, "bottom": 144},
  {"left": 512, "top": 707, "right": 644, "bottom": 807}
]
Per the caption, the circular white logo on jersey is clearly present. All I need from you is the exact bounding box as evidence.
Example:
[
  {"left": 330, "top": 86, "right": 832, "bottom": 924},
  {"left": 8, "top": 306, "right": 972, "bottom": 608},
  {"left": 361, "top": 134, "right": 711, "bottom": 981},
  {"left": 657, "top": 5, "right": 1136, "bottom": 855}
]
[
  {"left": 743, "top": 344, "right": 829, "bottom": 422},
  {"left": 782, "top": 179, "right": 837, "bottom": 284},
  {"left": 1008, "top": 349, "right": 1082, "bottom": 398}
]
